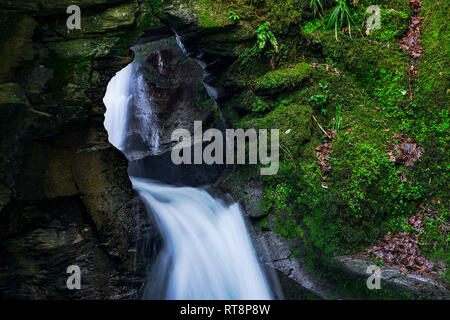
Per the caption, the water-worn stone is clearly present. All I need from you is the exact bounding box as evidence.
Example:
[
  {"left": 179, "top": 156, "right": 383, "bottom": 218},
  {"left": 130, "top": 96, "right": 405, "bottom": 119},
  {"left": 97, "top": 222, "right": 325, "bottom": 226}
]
[{"left": 334, "top": 256, "right": 450, "bottom": 299}]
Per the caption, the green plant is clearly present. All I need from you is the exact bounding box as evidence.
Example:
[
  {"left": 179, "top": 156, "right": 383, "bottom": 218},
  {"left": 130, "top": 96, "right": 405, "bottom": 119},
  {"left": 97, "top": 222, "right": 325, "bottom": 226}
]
[
  {"left": 303, "top": 19, "right": 325, "bottom": 34},
  {"left": 256, "top": 22, "right": 279, "bottom": 54},
  {"left": 228, "top": 10, "right": 240, "bottom": 22},
  {"left": 237, "top": 21, "right": 281, "bottom": 70},
  {"left": 251, "top": 99, "right": 270, "bottom": 112},
  {"left": 310, "top": 0, "right": 323, "bottom": 17},
  {"left": 308, "top": 83, "right": 329, "bottom": 114},
  {"left": 328, "top": 0, "right": 355, "bottom": 40},
  {"left": 333, "top": 104, "right": 342, "bottom": 133},
  {"left": 265, "top": 182, "right": 292, "bottom": 214}
]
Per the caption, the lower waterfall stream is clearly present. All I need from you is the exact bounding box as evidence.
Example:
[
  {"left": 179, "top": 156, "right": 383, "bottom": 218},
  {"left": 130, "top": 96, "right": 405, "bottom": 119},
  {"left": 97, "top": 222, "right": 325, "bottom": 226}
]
[{"left": 103, "top": 56, "right": 276, "bottom": 299}]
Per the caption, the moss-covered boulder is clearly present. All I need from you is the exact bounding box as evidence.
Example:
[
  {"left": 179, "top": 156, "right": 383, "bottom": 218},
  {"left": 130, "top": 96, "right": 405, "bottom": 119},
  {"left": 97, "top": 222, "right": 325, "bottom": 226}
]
[{"left": 255, "top": 63, "right": 314, "bottom": 95}]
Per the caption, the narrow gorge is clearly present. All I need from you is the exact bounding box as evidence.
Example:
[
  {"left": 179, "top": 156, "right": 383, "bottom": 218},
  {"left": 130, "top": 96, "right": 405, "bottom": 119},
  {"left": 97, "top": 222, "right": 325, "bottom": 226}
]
[
  {"left": 102, "top": 41, "right": 280, "bottom": 299},
  {"left": 0, "top": 0, "right": 448, "bottom": 301}
]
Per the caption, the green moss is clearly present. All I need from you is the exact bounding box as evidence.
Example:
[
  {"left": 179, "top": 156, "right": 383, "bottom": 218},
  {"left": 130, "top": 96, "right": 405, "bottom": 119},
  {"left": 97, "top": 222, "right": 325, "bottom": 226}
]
[
  {"left": 193, "top": 0, "right": 304, "bottom": 31},
  {"left": 194, "top": 78, "right": 215, "bottom": 111},
  {"left": 213, "top": 0, "right": 448, "bottom": 294},
  {"left": 254, "top": 63, "right": 314, "bottom": 95},
  {"left": 43, "top": 55, "right": 91, "bottom": 99},
  {"left": 367, "top": 8, "right": 409, "bottom": 44},
  {"left": 411, "top": 0, "right": 450, "bottom": 265},
  {"left": 330, "top": 130, "right": 425, "bottom": 230},
  {"left": 195, "top": 0, "right": 234, "bottom": 28}
]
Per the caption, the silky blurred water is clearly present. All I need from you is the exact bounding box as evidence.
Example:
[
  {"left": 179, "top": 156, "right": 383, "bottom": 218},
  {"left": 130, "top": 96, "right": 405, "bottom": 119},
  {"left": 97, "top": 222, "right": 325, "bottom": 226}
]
[
  {"left": 104, "top": 59, "right": 274, "bottom": 300},
  {"left": 132, "top": 177, "right": 273, "bottom": 299},
  {"left": 103, "top": 63, "right": 133, "bottom": 149}
]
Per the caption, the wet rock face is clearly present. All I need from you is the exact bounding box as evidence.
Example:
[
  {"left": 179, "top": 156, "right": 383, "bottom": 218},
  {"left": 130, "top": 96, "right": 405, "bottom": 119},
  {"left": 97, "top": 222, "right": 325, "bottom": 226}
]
[
  {"left": 251, "top": 230, "right": 329, "bottom": 300},
  {"left": 0, "top": 196, "right": 141, "bottom": 300},
  {"left": 334, "top": 256, "right": 450, "bottom": 299},
  {"left": 216, "top": 169, "right": 265, "bottom": 218},
  {"left": 0, "top": 0, "right": 253, "bottom": 298},
  {"left": 122, "top": 38, "right": 218, "bottom": 160},
  {"left": 0, "top": 1, "right": 151, "bottom": 299},
  {"left": 0, "top": 0, "right": 245, "bottom": 298},
  {"left": 123, "top": 38, "right": 226, "bottom": 186},
  {"left": 0, "top": 122, "right": 151, "bottom": 299},
  {"left": 216, "top": 169, "right": 329, "bottom": 299}
]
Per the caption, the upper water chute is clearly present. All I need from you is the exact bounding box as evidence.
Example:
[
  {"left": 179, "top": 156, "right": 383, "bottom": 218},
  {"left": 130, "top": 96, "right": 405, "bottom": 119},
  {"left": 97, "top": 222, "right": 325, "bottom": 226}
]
[
  {"left": 103, "top": 63, "right": 133, "bottom": 150},
  {"left": 104, "top": 61, "right": 160, "bottom": 160}
]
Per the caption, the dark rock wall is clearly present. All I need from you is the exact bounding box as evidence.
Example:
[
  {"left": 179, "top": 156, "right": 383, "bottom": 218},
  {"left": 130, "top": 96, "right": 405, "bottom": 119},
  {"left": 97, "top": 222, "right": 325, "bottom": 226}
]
[
  {"left": 0, "top": 0, "right": 153, "bottom": 299},
  {"left": 0, "top": 0, "right": 261, "bottom": 299}
]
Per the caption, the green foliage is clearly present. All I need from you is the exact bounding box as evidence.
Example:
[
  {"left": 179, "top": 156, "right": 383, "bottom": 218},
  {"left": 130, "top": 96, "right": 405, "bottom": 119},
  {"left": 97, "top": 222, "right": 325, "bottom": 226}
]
[
  {"left": 230, "top": 20, "right": 282, "bottom": 73},
  {"left": 327, "top": 0, "right": 356, "bottom": 40},
  {"left": 260, "top": 0, "right": 304, "bottom": 31},
  {"left": 331, "top": 132, "right": 424, "bottom": 218},
  {"left": 310, "top": 0, "right": 323, "bottom": 17},
  {"left": 373, "top": 68, "right": 409, "bottom": 122},
  {"left": 313, "top": 31, "right": 410, "bottom": 120},
  {"left": 211, "top": 0, "right": 448, "bottom": 289},
  {"left": 262, "top": 160, "right": 342, "bottom": 258},
  {"left": 256, "top": 22, "right": 279, "bottom": 53},
  {"left": 410, "top": 0, "right": 450, "bottom": 267},
  {"left": 308, "top": 82, "right": 329, "bottom": 115},
  {"left": 234, "top": 46, "right": 267, "bottom": 74},
  {"left": 333, "top": 104, "right": 342, "bottom": 133},
  {"left": 195, "top": 0, "right": 231, "bottom": 28},
  {"left": 419, "top": 209, "right": 449, "bottom": 270},
  {"left": 199, "top": 0, "right": 303, "bottom": 31},
  {"left": 303, "top": 19, "right": 325, "bottom": 34},
  {"left": 265, "top": 182, "right": 292, "bottom": 214},
  {"left": 228, "top": 10, "right": 240, "bottom": 21},
  {"left": 251, "top": 98, "right": 271, "bottom": 112}
]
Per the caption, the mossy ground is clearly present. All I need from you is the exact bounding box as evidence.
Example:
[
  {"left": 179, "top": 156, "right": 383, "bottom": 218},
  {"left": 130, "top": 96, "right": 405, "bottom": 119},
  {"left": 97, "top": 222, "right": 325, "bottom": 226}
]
[{"left": 211, "top": 0, "right": 449, "bottom": 294}]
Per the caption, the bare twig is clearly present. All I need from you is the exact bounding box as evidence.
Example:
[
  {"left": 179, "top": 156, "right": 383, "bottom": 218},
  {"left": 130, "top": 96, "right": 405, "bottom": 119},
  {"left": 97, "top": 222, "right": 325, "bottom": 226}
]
[
  {"left": 312, "top": 115, "right": 331, "bottom": 139},
  {"left": 280, "top": 144, "right": 296, "bottom": 167}
]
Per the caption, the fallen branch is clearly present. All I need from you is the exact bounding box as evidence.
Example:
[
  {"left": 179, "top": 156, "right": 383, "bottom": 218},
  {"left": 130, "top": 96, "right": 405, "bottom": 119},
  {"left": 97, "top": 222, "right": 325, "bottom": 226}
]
[{"left": 312, "top": 115, "right": 332, "bottom": 139}]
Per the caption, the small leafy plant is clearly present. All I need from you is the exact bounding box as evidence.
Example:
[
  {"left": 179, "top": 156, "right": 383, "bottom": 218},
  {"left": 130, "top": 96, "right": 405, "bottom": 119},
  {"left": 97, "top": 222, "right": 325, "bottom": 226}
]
[
  {"left": 333, "top": 104, "right": 342, "bottom": 133},
  {"left": 328, "top": 0, "right": 355, "bottom": 40},
  {"left": 256, "top": 22, "right": 279, "bottom": 53},
  {"left": 308, "top": 83, "right": 329, "bottom": 115},
  {"left": 251, "top": 99, "right": 270, "bottom": 112},
  {"left": 228, "top": 10, "right": 240, "bottom": 22},
  {"left": 256, "top": 22, "right": 279, "bottom": 70}
]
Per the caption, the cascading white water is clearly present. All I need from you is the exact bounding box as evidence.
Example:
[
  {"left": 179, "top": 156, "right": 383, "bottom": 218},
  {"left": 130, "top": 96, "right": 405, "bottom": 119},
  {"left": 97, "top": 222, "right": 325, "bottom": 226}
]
[
  {"left": 104, "top": 62, "right": 160, "bottom": 159},
  {"left": 104, "top": 57, "right": 275, "bottom": 300},
  {"left": 103, "top": 63, "right": 133, "bottom": 149},
  {"left": 133, "top": 178, "right": 273, "bottom": 299}
]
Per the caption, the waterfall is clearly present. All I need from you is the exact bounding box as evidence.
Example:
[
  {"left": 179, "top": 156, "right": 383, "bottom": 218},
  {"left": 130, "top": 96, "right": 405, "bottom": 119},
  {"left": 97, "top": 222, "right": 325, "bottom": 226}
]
[
  {"left": 104, "top": 62, "right": 160, "bottom": 160},
  {"left": 133, "top": 178, "right": 273, "bottom": 299},
  {"left": 104, "top": 52, "right": 275, "bottom": 300},
  {"left": 103, "top": 63, "right": 133, "bottom": 149}
]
